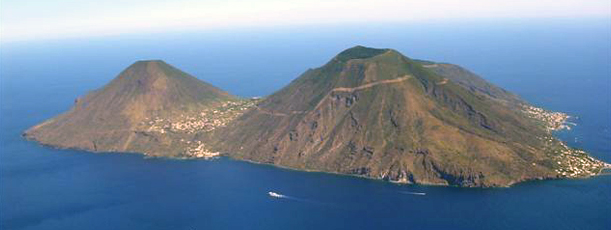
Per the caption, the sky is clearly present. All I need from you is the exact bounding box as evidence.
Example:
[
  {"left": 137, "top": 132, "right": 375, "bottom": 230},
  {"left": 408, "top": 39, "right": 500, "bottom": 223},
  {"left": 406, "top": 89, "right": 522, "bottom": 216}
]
[{"left": 1, "top": 0, "right": 610, "bottom": 42}]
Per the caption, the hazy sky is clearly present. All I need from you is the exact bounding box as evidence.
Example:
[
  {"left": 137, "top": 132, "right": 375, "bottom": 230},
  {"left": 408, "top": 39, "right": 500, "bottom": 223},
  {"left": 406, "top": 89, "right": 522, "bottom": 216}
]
[{"left": 2, "top": 0, "right": 610, "bottom": 42}]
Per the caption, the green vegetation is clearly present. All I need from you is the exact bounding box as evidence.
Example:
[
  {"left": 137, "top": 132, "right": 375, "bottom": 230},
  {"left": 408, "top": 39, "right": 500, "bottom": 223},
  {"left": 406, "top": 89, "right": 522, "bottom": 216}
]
[
  {"left": 414, "top": 60, "right": 523, "bottom": 107},
  {"left": 334, "top": 45, "right": 389, "bottom": 62}
]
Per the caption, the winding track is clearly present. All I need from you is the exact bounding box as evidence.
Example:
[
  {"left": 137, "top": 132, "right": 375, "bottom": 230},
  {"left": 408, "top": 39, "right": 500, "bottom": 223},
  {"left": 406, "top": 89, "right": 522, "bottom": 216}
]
[
  {"left": 328, "top": 76, "right": 411, "bottom": 93},
  {"left": 257, "top": 76, "right": 412, "bottom": 116}
]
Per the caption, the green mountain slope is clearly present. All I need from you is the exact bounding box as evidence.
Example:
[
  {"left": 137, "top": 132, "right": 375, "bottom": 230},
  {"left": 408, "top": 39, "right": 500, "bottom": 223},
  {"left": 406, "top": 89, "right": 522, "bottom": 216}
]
[
  {"left": 414, "top": 60, "right": 523, "bottom": 107},
  {"left": 211, "top": 46, "right": 602, "bottom": 187}
]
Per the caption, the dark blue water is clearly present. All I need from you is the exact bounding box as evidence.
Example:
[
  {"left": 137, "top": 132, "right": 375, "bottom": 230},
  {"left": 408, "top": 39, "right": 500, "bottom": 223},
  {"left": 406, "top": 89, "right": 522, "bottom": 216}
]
[{"left": 2, "top": 19, "right": 610, "bottom": 230}]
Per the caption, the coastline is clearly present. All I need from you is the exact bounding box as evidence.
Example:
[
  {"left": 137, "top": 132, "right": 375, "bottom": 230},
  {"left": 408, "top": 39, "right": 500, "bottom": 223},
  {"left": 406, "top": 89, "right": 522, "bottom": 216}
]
[
  {"left": 21, "top": 102, "right": 608, "bottom": 188},
  {"left": 523, "top": 105, "right": 610, "bottom": 178},
  {"left": 25, "top": 132, "right": 611, "bottom": 188}
]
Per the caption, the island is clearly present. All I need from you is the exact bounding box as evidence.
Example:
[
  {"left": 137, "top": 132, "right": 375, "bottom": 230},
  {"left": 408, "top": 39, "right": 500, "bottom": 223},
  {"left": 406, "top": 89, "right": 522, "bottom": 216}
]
[{"left": 24, "top": 46, "right": 610, "bottom": 187}]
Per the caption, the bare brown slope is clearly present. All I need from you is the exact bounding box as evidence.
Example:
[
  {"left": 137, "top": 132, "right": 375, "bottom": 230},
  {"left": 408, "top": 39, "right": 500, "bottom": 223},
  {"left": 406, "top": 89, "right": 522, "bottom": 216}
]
[
  {"left": 211, "top": 46, "right": 561, "bottom": 187},
  {"left": 25, "top": 60, "right": 235, "bottom": 155}
]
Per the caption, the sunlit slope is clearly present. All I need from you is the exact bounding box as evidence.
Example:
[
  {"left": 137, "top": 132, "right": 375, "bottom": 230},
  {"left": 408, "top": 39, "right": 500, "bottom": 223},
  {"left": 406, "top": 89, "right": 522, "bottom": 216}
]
[
  {"left": 25, "top": 60, "right": 235, "bottom": 155},
  {"left": 213, "top": 46, "right": 564, "bottom": 187}
]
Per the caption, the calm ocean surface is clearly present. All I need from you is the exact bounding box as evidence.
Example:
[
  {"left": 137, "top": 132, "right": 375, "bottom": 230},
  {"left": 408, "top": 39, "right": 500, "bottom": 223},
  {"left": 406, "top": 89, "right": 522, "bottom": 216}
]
[{"left": 1, "top": 20, "right": 610, "bottom": 230}]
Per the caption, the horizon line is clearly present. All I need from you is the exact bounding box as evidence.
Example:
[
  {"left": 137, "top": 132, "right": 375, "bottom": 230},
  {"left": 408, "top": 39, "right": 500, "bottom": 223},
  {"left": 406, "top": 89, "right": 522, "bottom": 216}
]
[{"left": 2, "top": 16, "right": 610, "bottom": 45}]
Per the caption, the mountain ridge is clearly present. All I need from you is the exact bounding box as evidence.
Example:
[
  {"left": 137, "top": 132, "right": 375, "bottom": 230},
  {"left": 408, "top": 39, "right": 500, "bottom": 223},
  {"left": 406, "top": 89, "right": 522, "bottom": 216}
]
[{"left": 210, "top": 46, "right": 606, "bottom": 187}]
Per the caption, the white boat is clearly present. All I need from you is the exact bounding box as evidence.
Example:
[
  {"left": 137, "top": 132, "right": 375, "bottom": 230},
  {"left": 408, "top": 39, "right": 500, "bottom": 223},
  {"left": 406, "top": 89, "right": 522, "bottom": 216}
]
[
  {"left": 401, "top": 191, "right": 426, "bottom": 196},
  {"left": 268, "top": 191, "right": 283, "bottom": 198}
]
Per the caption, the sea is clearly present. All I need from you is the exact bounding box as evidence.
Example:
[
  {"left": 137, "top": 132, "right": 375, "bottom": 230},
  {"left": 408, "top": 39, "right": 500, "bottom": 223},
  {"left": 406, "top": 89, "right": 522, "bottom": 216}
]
[{"left": 1, "top": 19, "right": 610, "bottom": 230}]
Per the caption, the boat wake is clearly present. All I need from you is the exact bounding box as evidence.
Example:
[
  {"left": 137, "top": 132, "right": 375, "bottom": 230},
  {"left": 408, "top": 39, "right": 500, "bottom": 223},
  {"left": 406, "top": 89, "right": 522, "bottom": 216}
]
[
  {"left": 399, "top": 191, "right": 426, "bottom": 196},
  {"left": 267, "top": 191, "right": 329, "bottom": 205}
]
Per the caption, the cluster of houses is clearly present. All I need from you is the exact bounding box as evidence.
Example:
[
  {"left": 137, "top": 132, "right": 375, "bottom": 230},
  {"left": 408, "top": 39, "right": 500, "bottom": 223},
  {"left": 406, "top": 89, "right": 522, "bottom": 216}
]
[
  {"left": 142, "top": 99, "right": 258, "bottom": 135},
  {"left": 548, "top": 138, "right": 606, "bottom": 178},
  {"left": 524, "top": 105, "right": 608, "bottom": 177},
  {"left": 184, "top": 140, "right": 220, "bottom": 159},
  {"left": 170, "top": 115, "right": 223, "bottom": 133},
  {"left": 138, "top": 99, "right": 259, "bottom": 159},
  {"left": 144, "top": 117, "right": 169, "bottom": 133},
  {"left": 523, "top": 105, "right": 571, "bottom": 131}
]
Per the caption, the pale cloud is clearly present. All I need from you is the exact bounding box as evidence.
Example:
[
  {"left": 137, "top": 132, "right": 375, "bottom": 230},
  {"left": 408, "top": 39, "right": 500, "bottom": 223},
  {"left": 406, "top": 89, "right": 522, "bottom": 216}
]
[{"left": 2, "top": 0, "right": 610, "bottom": 42}]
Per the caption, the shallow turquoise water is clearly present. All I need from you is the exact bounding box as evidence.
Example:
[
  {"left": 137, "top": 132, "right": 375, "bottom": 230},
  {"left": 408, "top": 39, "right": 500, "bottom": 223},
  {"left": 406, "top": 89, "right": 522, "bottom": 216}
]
[{"left": 1, "top": 20, "right": 610, "bottom": 229}]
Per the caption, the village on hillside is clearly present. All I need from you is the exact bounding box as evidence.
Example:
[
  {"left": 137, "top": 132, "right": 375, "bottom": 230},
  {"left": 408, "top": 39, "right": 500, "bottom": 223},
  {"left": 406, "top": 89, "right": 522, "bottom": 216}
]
[
  {"left": 523, "top": 105, "right": 572, "bottom": 131},
  {"left": 542, "top": 135, "right": 607, "bottom": 178},
  {"left": 138, "top": 98, "right": 259, "bottom": 159}
]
